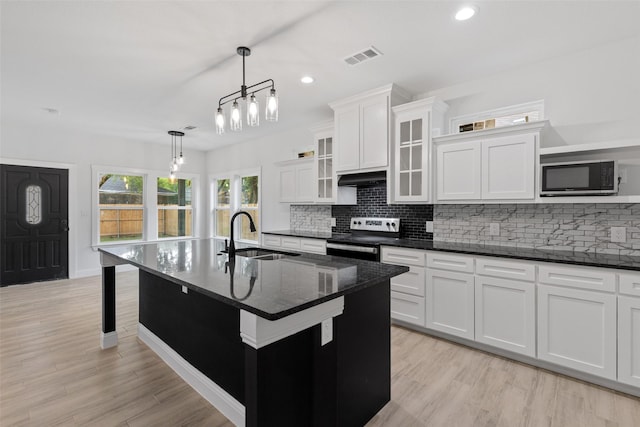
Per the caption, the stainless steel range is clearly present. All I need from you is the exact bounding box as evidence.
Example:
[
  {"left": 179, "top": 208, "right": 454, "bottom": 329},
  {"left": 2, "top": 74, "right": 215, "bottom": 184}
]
[{"left": 326, "top": 217, "right": 401, "bottom": 261}]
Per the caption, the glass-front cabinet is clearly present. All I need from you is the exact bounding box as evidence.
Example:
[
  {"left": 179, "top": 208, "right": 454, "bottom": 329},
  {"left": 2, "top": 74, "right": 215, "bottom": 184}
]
[
  {"left": 392, "top": 97, "right": 448, "bottom": 203},
  {"left": 312, "top": 120, "right": 335, "bottom": 203}
]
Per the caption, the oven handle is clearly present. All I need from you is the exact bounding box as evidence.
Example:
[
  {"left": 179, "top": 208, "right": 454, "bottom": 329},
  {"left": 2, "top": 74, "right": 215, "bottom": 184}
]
[{"left": 326, "top": 243, "right": 378, "bottom": 254}]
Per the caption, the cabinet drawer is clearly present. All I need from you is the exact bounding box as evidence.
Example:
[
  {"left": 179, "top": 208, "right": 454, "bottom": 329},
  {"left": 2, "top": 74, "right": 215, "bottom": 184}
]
[
  {"left": 391, "top": 267, "right": 425, "bottom": 297},
  {"left": 299, "top": 238, "right": 326, "bottom": 255},
  {"left": 280, "top": 237, "right": 301, "bottom": 250},
  {"left": 382, "top": 247, "right": 426, "bottom": 267},
  {"left": 538, "top": 264, "right": 615, "bottom": 293},
  {"left": 391, "top": 291, "right": 425, "bottom": 327},
  {"left": 620, "top": 273, "right": 640, "bottom": 297},
  {"left": 262, "top": 234, "right": 281, "bottom": 248},
  {"left": 427, "top": 252, "right": 474, "bottom": 273},
  {"left": 476, "top": 257, "right": 535, "bottom": 282}
]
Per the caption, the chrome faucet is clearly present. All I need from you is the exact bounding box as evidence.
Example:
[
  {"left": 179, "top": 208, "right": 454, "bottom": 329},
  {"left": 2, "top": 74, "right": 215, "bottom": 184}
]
[{"left": 228, "top": 210, "right": 257, "bottom": 257}]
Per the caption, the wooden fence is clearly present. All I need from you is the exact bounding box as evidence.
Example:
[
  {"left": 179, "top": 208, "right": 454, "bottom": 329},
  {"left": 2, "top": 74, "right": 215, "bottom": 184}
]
[{"left": 99, "top": 205, "right": 192, "bottom": 239}]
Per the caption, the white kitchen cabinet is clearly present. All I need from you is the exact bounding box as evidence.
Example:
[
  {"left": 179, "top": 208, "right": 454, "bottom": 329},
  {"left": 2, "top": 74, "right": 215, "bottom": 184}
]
[
  {"left": 475, "top": 275, "right": 536, "bottom": 357},
  {"left": 434, "top": 121, "right": 546, "bottom": 203},
  {"left": 299, "top": 238, "right": 327, "bottom": 255},
  {"left": 425, "top": 269, "right": 475, "bottom": 339},
  {"left": 482, "top": 133, "right": 536, "bottom": 199},
  {"left": 262, "top": 234, "right": 282, "bottom": 249},
  {"left": 537, "top": 284, "right": 617, "bottom": 379},
  {"left": 278, "top": 158, "right": 314, "bottom": 203},
  {"left": 382, "top": 246, "right": 427, "bottom": 327},
  {"left": 391, "top": 291, "right": 425, "bottom": 326},
  {"left": 391, "top": 97, "right": 448, "bottom": 203},
  {"left": 618, "top": 295, "right": 640, "bottom": 387},
  {"left": 261, "top": 234, "right": 326, "bottom": 255},
  {"left": 436, "top": 141, "right": 482, "bottom": 200},
  {"left": 330, "top": 84, "right": 409, "bottom": 174}
]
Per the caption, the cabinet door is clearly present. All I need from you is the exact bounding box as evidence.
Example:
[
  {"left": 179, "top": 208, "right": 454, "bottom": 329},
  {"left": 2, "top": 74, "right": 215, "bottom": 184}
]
[
  {"left": 436, "top": 141, "right": 481, "bottom": 200},
  {"left": 315, "top": 134, "right": 334, "bottom": 203},
  {"left": 360, "top": 95, "right": 388, "bottom": 169},
  {"left": 426, "top": 269, "right": 474, "bottom": 339},
  {"left": 279, "top": 168, "right": 296, "bottom": 202},
  {"left": 391, "top": 291, "right": 425, "bottom": 327},
  {"left": 618, "top": 296, "right": 640, "bottom": 387},
  {"left": 295, "top": 164, "right": 314, "bottom": 203},
  {"left": 482, "top": 133, "right": 535, "bottom": 199},
  {"left": 335, "top": 107, "right": 360, "bottom": 172},
  {"left": 475, "top": 276, "right": 535, "bottom": 357},
  {"left": 395, "top": 111, "right": 430, "bottom": 202},
  {"left": 538, "top": 284, "right": 616, "bottom": 379}
]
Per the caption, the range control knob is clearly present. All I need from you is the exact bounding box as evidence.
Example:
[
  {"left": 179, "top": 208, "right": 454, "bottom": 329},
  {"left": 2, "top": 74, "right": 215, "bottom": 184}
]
[
  {"left": 357, "top": 221, "right": 362, "bottom": 225},
  {"left": 391, "top": 222, "right": 396, "bottom": 228},
  {"left": 353, "top": 221, "right": 357, "bottom": 225}
]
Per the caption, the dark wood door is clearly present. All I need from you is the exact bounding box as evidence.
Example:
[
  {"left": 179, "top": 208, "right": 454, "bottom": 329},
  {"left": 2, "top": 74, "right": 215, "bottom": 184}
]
[{"left": 1, "top": 164, "right": 69, "bottom": 286}]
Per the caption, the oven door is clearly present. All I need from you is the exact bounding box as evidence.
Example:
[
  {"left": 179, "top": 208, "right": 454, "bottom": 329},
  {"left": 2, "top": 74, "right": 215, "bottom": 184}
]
[{"left": 326, "top": 242, "right": 379, "bottom": 261}]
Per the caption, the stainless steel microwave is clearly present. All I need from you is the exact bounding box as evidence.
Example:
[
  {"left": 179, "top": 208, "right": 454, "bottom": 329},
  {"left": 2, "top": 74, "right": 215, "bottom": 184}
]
[{"left": 540, "top": 160, "right": 618, "bottom": 196}]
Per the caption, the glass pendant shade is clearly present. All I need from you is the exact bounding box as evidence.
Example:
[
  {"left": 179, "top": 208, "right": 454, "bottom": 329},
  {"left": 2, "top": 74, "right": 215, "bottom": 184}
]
[
  {"left": 215, "top": 107, "right": 225, "bottom": 134},
  {"left": 171, "top": 159, "right": 179, "bottom": 172},
  {"left": 169, "top": 169, "right": 176, "bottom": 180},
  {"left": 247, "top": 94, "right": 259, "bottom": 127},
  {"left": 265, "top": 89, "right": 278, "bottom": 122},
  {"left": 178, "top": 154, "right": 185, "bottom": 165},
  {"left": 230, "top": 101, "right": 242, "bottom": 131}
]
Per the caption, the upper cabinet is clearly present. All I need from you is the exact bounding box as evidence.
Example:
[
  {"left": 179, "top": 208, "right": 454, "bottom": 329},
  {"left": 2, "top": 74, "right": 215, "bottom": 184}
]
[
  {"left": 434, "top": 121, "right": 546, "bottom": 203},
  {"left": 391, "top": 97, "right": 448, "bottom": 203},
  {"left": 278, "top": 158, "right": 314, "bottom": 203},
  {"left": 330, "top": 84, "right": 410, "bottom": 174}
]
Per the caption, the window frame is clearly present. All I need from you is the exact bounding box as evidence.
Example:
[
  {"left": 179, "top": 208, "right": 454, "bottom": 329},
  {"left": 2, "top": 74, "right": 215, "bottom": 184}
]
[
  {"left": 157, "top": 177, "right": 194, "bottom": 240},
  {"left": 210, "top": 167, "right": 261, "bottom": 244},
  {"left": 92, "top": 165, "right": 200, "bottom": 248}
]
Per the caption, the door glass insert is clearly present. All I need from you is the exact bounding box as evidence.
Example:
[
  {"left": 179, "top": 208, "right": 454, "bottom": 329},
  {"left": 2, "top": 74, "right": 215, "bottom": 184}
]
[{"left": 25, "top": 185, "right": 42, "bottom": 225}]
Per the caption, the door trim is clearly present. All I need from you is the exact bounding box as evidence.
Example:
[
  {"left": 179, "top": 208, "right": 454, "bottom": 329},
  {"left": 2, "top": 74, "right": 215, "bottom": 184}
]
[{"left": 1, "top": 157, "right": 78, "bottom": 279}]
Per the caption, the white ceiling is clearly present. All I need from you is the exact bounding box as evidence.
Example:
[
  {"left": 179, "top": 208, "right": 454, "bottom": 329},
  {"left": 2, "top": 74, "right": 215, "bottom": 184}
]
[{"left": 2, "top": 1, "right": 639, "bottom": 151}]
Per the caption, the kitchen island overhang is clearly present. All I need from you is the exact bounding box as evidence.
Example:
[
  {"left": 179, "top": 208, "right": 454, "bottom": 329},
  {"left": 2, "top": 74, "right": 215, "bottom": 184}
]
[{"left": 98, "top": 239, "right": 408, "bottom": 427}]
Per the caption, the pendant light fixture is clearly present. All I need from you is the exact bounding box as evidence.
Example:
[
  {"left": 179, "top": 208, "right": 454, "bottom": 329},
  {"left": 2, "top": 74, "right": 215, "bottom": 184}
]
[
  {"left": 215, "top": 46, "right": 278, "bottom": 135},
  {"left": 168, "top": 130, "right": 185, "bottom": 180}
]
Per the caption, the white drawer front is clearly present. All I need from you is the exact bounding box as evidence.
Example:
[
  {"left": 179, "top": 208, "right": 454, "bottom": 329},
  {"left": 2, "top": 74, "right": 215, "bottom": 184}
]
[
  {"left": 620, "top": 273, "right": 640, "bottom": 297},
  {"left": 299, "top": 238, "right": 326, "bottom": 255},
  {"left": 391, "top": 267, "right": 426, "bottom": 297},
  {"left": 262, "top": 234, "right": 281, "bottom": 248},
  {"left": 280, "top": 237, "right": 301, "bottom": 250},
  {"left": 427, "top": 252, "right": 474, "bottom": 273},
  {"left": 538, "top": 264, "right": 615, "bottom": 293},
  {"left": 391, "top": 291, "right": 425, "bottom": 327},
  {"left": 476, "top": 257, "right": 535, "bottom": 282},
  {"left": 382, "top": 247, "right": 426, "bottom": 267}
]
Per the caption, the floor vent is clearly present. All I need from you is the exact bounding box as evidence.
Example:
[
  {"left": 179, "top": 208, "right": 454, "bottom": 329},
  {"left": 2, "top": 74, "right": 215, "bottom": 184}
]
[{"left": 343, "top": 46, "right": 383, "bottom": 66}]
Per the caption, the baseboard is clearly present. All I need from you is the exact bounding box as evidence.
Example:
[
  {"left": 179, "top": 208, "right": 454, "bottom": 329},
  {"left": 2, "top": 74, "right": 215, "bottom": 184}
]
[
  {"left": 100, "top": 331, "right": 118, "bottom": 349},
  {"left": 137, "top": 323, "right": 245, "bottom": 426}
]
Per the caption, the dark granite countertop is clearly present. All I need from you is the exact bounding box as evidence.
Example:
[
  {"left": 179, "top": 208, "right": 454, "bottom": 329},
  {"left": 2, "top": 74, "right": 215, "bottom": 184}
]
[
  {"left": 99, "top": 239, "right": 408, "bottom": 321},
  {"left": 263, "top": 230, "right": 640, "bottom": 271}
]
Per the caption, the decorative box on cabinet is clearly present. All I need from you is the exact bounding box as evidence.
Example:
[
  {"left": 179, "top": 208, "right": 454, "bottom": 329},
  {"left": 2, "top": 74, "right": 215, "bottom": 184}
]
[
  {"left": 434, "top": 121, "right": 546, "bottom": 203},
  {"left": 474, "top": 272, "right": 536, "bottom": 357},
  {"left": 537, "top": 264, "right": 617, "bottom": 380},
  {"left": 391, "top": 97, "right": 448, "bottom": 203},
  {"left": 382, "top": 246, "right": 426, "bottom": 327},
  {"left": 329, "top": 84, "right": 410, "bottom": 174}
]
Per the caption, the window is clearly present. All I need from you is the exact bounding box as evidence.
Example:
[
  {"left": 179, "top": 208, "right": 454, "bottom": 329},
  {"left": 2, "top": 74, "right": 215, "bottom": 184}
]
[
  {"left": 98, "top": 173, "right": 144, "bottom": 242},
  {"left": 157, "top": 177, "right": 192, "bottom": 238},
  {"left": 213, "top": 170, "right": 260, "bottom": 243}
]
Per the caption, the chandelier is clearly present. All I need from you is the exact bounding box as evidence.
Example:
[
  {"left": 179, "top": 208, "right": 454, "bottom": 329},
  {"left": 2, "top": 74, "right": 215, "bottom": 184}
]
[
  {"left": 168, "top": 130, "right": 185, "bottom": 180},
  {"left": 215, "top": 46, "right": 278, "bottom": 134}
]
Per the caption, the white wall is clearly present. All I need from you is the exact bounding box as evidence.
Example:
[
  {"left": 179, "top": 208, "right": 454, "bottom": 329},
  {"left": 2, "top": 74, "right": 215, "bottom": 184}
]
[
  {"left": 418, "top": 35, "right": 640, "bottom": 146},
  {"left": 0, "top": 123, "right": 208, "bottom": 278},
  {"left": 205, "top": 125, "right": 315, "bottom": 236}
]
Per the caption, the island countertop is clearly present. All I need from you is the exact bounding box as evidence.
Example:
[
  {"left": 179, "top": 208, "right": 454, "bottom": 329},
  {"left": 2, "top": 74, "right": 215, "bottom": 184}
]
[{"left": 99, "top": 239, "right": 408, "bottom": 320}]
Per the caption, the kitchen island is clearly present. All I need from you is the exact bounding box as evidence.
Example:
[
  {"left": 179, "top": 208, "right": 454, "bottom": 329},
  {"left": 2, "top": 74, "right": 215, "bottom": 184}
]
[{"left": 99, "top": 239, "right": 408, "bottom": 427}]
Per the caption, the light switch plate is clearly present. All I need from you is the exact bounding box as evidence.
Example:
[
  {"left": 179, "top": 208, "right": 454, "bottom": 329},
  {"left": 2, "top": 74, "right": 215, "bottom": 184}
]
[
  {"left": 321, "top": 318, "right": 333, "bottom": 346},
  {"left": 426, "top": 221, "right": 433, "bottom": 233},
  {"left": 490, "top": 223, "right": 500, "bottom": 236},
  {"left": 611, "top": 227, "right": 626, "bottom": 243},
  {"left": 331, "top": 218, "right": 337, "bottom": 227},
  {"left": 181, "top": 285, "right": 188, "bottom": 294}
]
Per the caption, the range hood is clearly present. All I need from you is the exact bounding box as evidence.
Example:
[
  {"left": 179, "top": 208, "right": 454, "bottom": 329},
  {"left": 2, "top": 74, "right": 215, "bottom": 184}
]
[{"left": 337, "top": 171, "right": 387, "bottom": 187}]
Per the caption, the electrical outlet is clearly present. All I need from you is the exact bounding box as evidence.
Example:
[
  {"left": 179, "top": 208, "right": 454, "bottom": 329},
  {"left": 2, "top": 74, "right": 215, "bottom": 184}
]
[
  {"left": 321, "top": 318, "right": 333, "bottom": 346},
  {"left": 426, "top": 221, "right": 433, "bottom": 233},
  {"left": 181, "top": 285, "right": 188, "bottom": 294},
  {"left": 611, "top": 227, "right": 626, "bottom": 243},
  {"left": 619, "top": 168, "right": 628, "bottom": 184},
  {"left": 489, "top": 223, "right": 500, "bottom": 236},
  {"left": 331, "top": 218, "right": 337, "bottom": 227}
]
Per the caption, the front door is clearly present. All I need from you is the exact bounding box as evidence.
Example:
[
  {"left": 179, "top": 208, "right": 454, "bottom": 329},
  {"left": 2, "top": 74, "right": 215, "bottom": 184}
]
[{"left": 0, "top": 164, "right": 69, "bottom": 286}]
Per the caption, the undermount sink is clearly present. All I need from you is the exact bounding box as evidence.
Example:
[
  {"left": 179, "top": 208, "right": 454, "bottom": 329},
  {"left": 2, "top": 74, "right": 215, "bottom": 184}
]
[{"left": 222, "top": 247, "right": 301, "bottom": 260}]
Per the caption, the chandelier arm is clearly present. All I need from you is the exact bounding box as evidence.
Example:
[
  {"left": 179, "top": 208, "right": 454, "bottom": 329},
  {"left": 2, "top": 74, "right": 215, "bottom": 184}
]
[
  {"left": 245, "top": 79, "right": 275, "bottom": 93},
  {"left": 218, "top": 89, "right": 244, "bottom": 108}
]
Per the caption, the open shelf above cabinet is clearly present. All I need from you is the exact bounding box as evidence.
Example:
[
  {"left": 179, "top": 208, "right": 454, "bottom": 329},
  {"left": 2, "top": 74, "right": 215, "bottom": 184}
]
[{"left": 539, "top": 139, "right": 640, "bottom": 156}]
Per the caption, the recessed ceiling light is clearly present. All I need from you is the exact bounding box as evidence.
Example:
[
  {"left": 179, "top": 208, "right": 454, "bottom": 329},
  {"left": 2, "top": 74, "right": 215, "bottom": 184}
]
[
  {"left": 42, "top": 107, "right": 60, "bottom": 115},
  {"left": 455, "top": 6, "right": 477, "bottom": 21},
  {"left": 301, "top": 76, "right": 314, "bottom": 84}
]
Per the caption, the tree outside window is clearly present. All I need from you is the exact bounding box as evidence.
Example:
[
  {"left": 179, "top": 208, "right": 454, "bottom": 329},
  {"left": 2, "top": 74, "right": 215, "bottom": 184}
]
[
  {"left": 157, "top": 178, "right": 192, "bottom": 238},
  {"left": 98, "top": 174, "right": 144, "bottom": 242}
]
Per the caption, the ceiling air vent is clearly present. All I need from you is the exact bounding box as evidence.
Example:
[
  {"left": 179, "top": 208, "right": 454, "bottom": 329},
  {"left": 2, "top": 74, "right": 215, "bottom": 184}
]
[
  {"left": 343, "top": 46, "right": 383, "bottom": 66},
  {"left": 182, "top": 125, "right": 197, "bottom": 131}
]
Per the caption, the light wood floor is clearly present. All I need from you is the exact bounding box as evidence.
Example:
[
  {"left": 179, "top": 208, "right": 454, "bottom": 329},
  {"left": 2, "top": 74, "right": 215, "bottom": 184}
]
[{"left": 1, "top": 271, "right": 639, "bottom": 426}]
